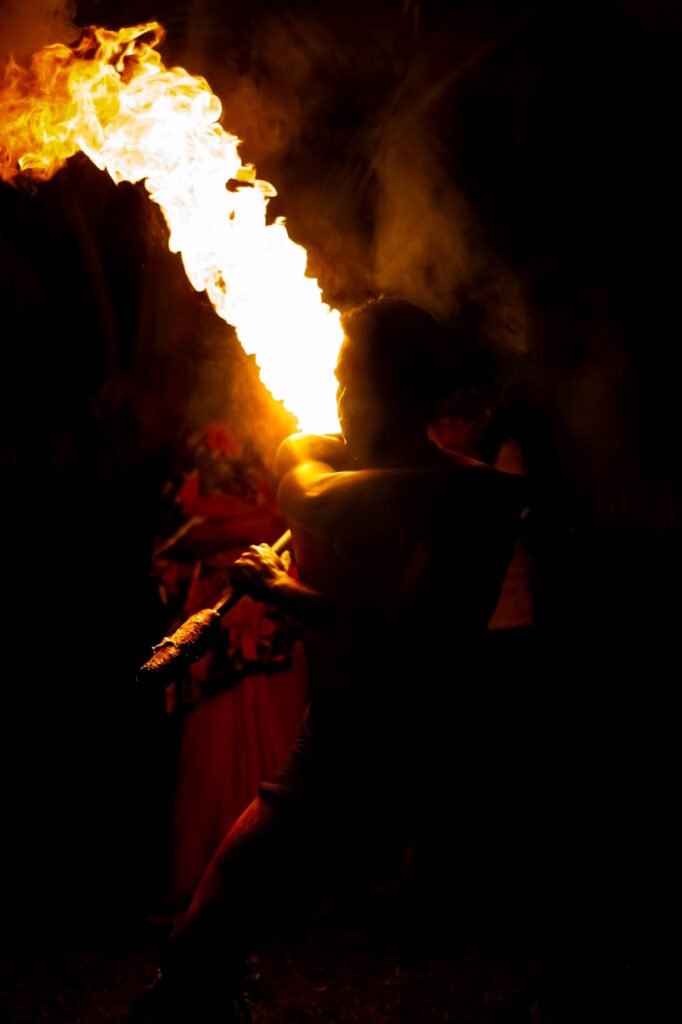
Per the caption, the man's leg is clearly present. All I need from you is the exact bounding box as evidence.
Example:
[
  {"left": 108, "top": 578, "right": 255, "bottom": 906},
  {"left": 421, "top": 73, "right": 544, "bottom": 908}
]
[{"left": 135, "top": 786, "right": 403, "bottom": 1022}]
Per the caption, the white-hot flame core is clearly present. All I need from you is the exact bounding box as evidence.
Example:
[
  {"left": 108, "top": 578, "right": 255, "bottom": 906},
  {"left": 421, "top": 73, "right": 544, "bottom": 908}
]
[{"left": 0, "top": 23, "right": 342, "bottom": 432}]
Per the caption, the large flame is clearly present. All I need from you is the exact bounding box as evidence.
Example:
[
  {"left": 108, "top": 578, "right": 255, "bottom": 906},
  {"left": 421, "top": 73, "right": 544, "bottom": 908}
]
[{"left": 0, "top": 22, "right": 341, "bottom": 432}]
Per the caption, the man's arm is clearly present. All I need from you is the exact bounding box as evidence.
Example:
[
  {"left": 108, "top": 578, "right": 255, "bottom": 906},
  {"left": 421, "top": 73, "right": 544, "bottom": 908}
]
[
  {"left": 276, "top": 431, "right": 377, "bottom": 533},
  {"left": 228, "top": 543, "right": 331, "bottom": 629}
]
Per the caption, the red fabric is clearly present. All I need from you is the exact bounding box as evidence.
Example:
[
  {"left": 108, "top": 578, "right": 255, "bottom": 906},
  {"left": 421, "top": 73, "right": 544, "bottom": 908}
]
[
  {"left": 203, "top": 422, "right": 241, "bottom": 458},
  {"left": 171, "top": 642, "right": 308, "bottom": 900},
  {"left": 155, "top": 423, "right": 308, "bottom": 900}
]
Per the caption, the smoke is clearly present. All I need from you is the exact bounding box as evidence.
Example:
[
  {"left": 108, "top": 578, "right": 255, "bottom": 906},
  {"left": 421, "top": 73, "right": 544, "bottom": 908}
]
[
  {"left": 174, "top": 2, "right": 526, "bottom": 329},
  {"left": 109, "top": 0, "right": 529, "bottom": 454},
  {"left": 0, "top": 0, "right": 77, "bottom": 65}
]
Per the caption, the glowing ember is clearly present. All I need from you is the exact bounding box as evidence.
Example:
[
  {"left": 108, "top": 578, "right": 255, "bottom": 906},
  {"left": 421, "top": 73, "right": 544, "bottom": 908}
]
[{"left": 0, "top": 22, "right": 341, "bottom": 432}]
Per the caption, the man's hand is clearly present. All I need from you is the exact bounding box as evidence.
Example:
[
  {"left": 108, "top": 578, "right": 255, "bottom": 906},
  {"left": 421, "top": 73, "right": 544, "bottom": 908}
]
[
  {"left": 229, "top": 544, "right": 292, "bottom": 602},
  {"left": 229, "top": 541, "right": 329, "bottom": 628}
]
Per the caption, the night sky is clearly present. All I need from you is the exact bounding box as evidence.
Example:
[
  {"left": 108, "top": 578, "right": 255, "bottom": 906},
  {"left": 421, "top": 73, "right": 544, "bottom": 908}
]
[{"left": 2, "top": 0, "right": 682, "bottom": 957}]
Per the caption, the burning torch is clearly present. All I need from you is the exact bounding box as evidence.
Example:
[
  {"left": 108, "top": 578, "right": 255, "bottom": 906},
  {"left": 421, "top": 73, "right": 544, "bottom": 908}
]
[{"left": 137, "top": 529, "right": 292, "bottom": 685}]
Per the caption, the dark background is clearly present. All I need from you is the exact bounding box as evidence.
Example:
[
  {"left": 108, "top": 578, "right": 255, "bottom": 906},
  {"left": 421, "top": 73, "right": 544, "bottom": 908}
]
[{"left": 1, "top": 0, "right": 681, "bottom": 949}]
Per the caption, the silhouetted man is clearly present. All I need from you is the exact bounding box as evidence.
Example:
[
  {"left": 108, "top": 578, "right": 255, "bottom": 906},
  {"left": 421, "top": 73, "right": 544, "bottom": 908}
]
[{"left": 133, "top": 299, "right": 526, "bottom": 1023}]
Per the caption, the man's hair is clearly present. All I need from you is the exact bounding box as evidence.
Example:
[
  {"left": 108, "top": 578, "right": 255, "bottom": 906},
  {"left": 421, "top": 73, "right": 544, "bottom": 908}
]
[{"left": 340, "top": 298, "right": 450, "bottom": 422}]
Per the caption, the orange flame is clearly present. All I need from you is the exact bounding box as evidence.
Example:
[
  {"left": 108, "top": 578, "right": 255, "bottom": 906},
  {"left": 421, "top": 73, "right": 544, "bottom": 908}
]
[{"left": 0, "top": 23, "right": 341, "bottom": 433}]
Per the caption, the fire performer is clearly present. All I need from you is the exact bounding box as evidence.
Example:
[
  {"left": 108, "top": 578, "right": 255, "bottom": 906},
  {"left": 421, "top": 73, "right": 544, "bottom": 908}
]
[{"left": 131, "top": 299, "right": 527, "bottom": 1023}]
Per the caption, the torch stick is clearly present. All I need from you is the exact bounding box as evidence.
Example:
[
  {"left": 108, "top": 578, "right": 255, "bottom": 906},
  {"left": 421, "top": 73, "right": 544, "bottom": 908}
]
[{"left": 137, "top": 529, "right": 292, "bottom": 685}]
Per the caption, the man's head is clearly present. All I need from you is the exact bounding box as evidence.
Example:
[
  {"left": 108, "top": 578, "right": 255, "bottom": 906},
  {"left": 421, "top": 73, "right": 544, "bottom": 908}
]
[{"left": 337, "top": 298, "right": 448, "bottom": 463}]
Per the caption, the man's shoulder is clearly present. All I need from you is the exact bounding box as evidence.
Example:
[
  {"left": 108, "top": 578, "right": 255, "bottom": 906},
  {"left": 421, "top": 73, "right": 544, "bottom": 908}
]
[{"left": 275, "top": 433, "right": 347, "bottom": 478}]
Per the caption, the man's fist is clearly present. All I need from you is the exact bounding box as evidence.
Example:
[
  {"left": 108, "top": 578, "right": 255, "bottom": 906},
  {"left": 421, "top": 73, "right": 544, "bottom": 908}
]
[{"left": 229, "top": 544, "right": 292, "bottom": 602}]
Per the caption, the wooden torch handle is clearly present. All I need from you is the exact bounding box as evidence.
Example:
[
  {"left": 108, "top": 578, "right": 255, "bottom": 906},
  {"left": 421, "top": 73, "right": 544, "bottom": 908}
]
[{"left": 137, "top": 529, "right": 293, "bottom": 685}]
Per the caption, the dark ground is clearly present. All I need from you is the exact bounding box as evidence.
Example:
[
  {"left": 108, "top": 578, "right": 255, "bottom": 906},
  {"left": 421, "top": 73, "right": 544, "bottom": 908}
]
[{"left": 3, "top": 891, "right": 682, "bottom": 1024}]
